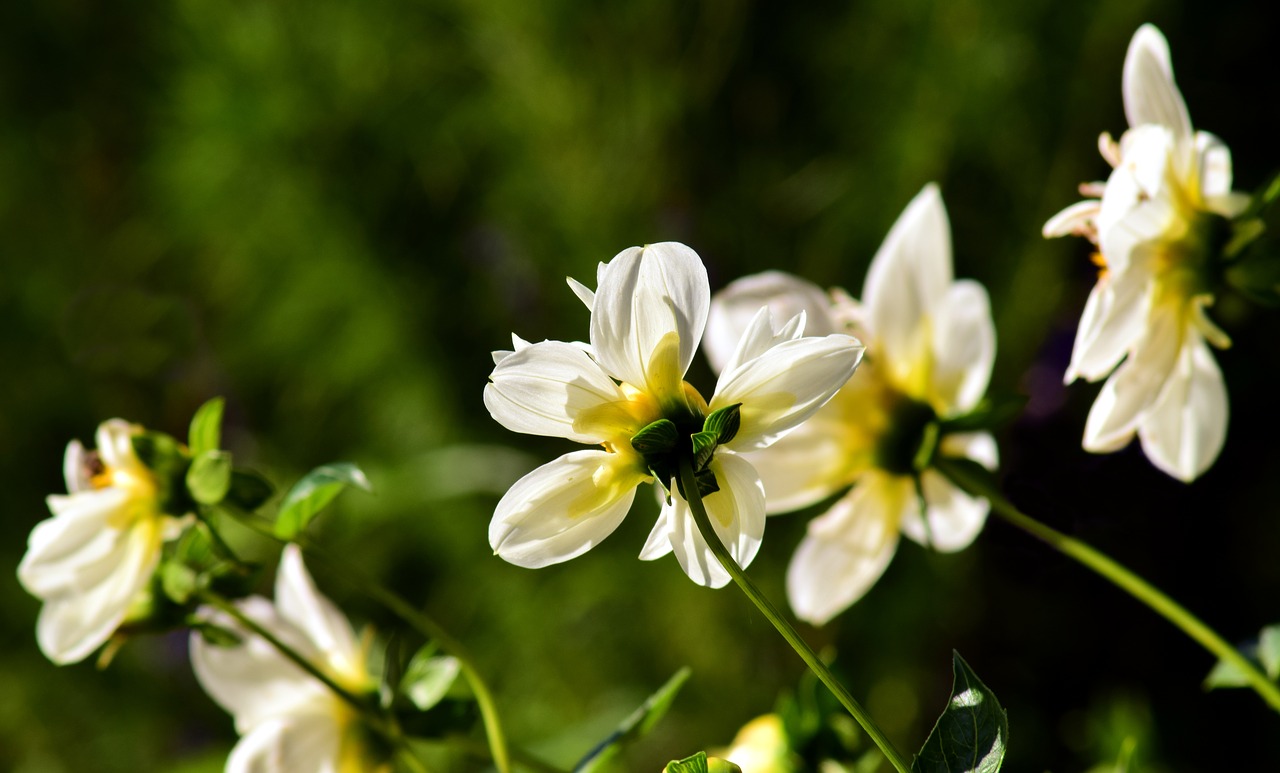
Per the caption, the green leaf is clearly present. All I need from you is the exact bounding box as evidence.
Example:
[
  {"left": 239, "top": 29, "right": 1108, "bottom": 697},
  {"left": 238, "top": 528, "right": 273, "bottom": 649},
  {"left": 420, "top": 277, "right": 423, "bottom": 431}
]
[
  {"left": 132, "top": 431, "right": 186, "bottom": 477},
  {"left": 1203, "top": 658, "right": 1251, "bottom": 690},
  {"left": 575, "top": 667, "right": 691, "bottom": 773},
  {"left": 703, "top": 403, "right": 741, "bottom": 446},
  {"left": 938, "top": 396, "right": 1026, "bottom": 434},
  {"left": 225, "top": 469, "right": 275, "bottom": 511},
  {"left": 691, "top": 430, "right": 718, "bottom": 472},
  {"left": 913, "top": 651, "right": 1007, "bottom": 773},
  {"left": 160, "top": 562, "right": 200, "bottom": 604},
  {"left": 274, "top": 463, "right": 372, "bottom": 539},
  {"left": 187, "top": 450, "right": 232, "bottom": 505},
  {"left": 400, "top": 648, "right": 462, "bottom": 712},
  {"left": 188, "top": 397, "right": 225, "bottom": 457},
  {"left": 631, "top": 419, "right": 678, "bottom": 455}
]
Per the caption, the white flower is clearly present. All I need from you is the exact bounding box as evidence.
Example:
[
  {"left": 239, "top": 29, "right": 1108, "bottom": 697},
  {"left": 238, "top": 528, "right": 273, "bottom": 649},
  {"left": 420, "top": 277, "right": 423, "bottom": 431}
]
[
  {"left": 1043, "top": 24, "right": 1248, "bottom": 482},
  {"left": 17, "top": 419, "right": 188, "bottom": 664},
  {"left": 705, "top": 185, "right": 997, "bottom": 624},
  {"left": 485, "top": 242, "right": 864, "bottom": 588},
  {"left": 191, "top": 545, "right": 384, "bottom": 773}
]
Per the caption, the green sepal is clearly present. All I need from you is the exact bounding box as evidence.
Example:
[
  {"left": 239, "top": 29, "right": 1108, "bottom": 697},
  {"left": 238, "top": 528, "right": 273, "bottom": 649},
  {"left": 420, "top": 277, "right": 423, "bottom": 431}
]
[
  {"left": 274, "top": 462, "right": 372, "bottom": 540},
  {"left": 132, "top": 430, "right": 195, "bottom": 515},
  {"left": 664, "top": 752, "right": 741, "bottom": 773},
  {"left": 225, "top": 469, "right": 274, "bottom": 512},
  {"left": 912, "top": 651, "right": 1007, "bottom": 773},
  {"left": 674, "top": 468, "right": 720, "bottom": 501},
  {"left": 912, "top": 422, "right": 940, "bottom": 472},
  {"left": 937, "top": 395, "right": 1027, "bottom": 434},
  {"left": 703, "top": 403, "right": 742, "bottom": 446},
  {"left": 932, "top": 457, "right": 1000, "bottom": 501},
  {"left": 691, "top": 430, "right": 718, "bottom": 472},
  {"left": 575, "top": 667, "right": 691, "bottom": 773},
  {"left": 188, "top": 397, "right": 225, "bottom": 457},
  {"left": 631, "top": 419, "right": 679, "bottom": 455},
  {"left": 187, "top": 450, "right": 232, "bottom": 506},
  {"left": 1224, "top": 243, "right": 1280, "bottom": 307},
  {"left": 190, "top": 619, "right": 243, "bottom": 648},
  {"left": 400, "top": 646, "right": 463, "bottom": 712}
]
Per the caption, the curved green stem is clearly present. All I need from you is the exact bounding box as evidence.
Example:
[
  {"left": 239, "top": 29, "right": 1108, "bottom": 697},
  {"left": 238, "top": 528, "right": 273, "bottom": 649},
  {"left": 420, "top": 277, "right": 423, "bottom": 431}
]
[
  {"left": 934, "top": 457, "right": 1280, "bottom": 713},
  {"left": 676, "top": 459, "right": 913, "bottom": 773}
]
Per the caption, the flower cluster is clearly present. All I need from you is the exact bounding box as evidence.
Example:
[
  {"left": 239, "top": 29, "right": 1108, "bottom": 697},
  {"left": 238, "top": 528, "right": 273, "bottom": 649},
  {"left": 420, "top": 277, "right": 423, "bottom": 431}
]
[
  {"left": 704, "top": 185, "right": 997, "bottom": 623},
  {"left": 484, "top": 242, "right": 865, "bottom": 587},
  {"left": 1044, "top": 24, "right": 1247, "bottom": 482}
]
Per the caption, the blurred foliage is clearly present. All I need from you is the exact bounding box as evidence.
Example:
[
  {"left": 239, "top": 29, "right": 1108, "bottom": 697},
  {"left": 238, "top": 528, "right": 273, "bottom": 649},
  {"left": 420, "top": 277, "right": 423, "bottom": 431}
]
[{"left": 2, "top": 0, "right": 1278, "bottom": 770}]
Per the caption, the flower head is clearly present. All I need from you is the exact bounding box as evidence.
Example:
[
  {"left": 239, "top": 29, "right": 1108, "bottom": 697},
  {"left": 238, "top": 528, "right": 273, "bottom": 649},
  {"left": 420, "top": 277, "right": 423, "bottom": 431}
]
[
  {"left": 705, "top": 186, "right": 997, "bottom": 623},
  {"left": 17, "top": 419, "right": 189, "bottom": 664},
  {"left": 485, "top": 242, "right": 864, "bottom": 587},
  {"left": 191, "top": 545, "right": 386, "bottom": 773},
  {"left": 1043, "top": 24, "right": 1247, "bottom": 481}
]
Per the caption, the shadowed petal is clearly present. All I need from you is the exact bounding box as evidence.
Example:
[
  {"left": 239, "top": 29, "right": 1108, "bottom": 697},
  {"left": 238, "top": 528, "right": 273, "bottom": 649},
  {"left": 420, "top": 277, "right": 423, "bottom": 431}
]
[
  {"left": 1084, "top": 303, "right": 1183, "bottom": 452},
  {"left": 930, "top": 280, "right": 996, "bottom": 412},
  {"left": 705, "top": 272, "right": 838, "bottom": 372},
  {"left": 660, "top": 454, "right": 765, "bottom": 588},
  {"left": 1138, "top": 334, "right": 1227, "bottom": 482}
]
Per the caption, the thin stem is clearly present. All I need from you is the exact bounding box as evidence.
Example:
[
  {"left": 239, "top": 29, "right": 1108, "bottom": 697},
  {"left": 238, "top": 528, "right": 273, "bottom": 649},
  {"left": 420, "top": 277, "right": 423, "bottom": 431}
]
[
  {"left": 397, "top": 746, "right": 432, "bottom": 773},
  {"left": 935, "top": 457, "right": 1280, "bottom": 713},
  {"left": 676, "top": 458, "right": 913, "bottom": 773}
]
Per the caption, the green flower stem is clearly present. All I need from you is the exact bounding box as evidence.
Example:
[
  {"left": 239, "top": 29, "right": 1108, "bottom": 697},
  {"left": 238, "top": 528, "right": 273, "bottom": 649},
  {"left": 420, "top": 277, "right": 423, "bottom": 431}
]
[
  {"left": 934, "top": 457, "right": 1280, "bottom": 713},
  {"left": 676, "top": 458, "right": 913, "bottom": 773}
]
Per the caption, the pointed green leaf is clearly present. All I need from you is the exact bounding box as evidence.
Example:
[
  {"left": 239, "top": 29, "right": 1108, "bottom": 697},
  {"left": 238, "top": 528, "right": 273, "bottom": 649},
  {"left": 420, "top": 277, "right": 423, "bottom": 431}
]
[
  {"left": 274, "top": 462, "right": 372, "bottom": 539},
  {"left": 1203, "top": 658, "right": 1251, "bottom": 689},
  {"left": 703, "top": 403, "right": 742, "bottom": 446},
  {"left": 631, "top": 419, "right": 678, "bottom": 455},
  {"left": 664, "top": 752, "right": 710, "bottom": 773},
  {"left": 188, "top": 397, "right": 225, "bottom": 457},
  {"left": 187, "top": 450, "right": 232, "bottom": 505},
  {"left": 400, "top": 648, "right": 463, "bottom": 712},
  {"left": 575, "top": 667, "right": 691, "bottom": 773},
  {"left": 160, "top": 562, "right": 199, "bottom": 604},
  {"left": 913, "top": 651, "right": 1007, "bottom": 773},
  {"left": 691, "top": 430, "right": 718, "bottom": 472}
]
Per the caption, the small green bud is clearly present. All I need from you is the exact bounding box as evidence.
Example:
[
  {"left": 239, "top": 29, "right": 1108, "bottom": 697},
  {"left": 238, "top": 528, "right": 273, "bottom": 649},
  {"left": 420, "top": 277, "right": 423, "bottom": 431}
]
[
  {"left": 187, "top": 449, "right": 232, "bottom": 505},
  {"left": 631, "top": 419, "right": 679, "bottom": 455},
  {"left": 690, "top": 430, "right": 718, "bottom": 473}
]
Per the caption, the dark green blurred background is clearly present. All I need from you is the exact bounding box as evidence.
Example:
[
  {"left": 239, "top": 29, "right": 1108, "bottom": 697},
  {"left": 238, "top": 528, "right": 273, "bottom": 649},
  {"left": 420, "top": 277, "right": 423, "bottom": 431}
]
[{"left": 3, "top": 1, "right": 1278, "bottom": 770}]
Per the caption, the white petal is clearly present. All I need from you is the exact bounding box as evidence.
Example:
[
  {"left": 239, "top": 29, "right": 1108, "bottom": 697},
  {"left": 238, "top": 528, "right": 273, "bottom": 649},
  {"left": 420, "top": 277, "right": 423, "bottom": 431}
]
[
  {"left": 226, "top": 713, "right": 344, "bottom": 773},
  {"left": 712, "top": 334, "right": 864, "bottom": 451},
  {"left": 663, "top": 454, "right": 765, "bottom": 588},
  {"left": 566, "top": 275, "right": 595, "bottom": 311},
  {"left": 484, "top": 340, "right": 626, "bottom": 443},
  {"left": 489, "top": 451, "right": 647, "bottom": 568},
  {"left": 1137, "top": 335, "right": 1227, "bottom": 482},
  {"left": 1083, "top": 304, "right": 1184, "bottom": 452},
  {"left": 1123, "top": 25, "right": 1191, "bottom": 139},
  {"left": 638, "top": 496, "right": 675, "bottom": 561},
  {"left": 930, "top": 280, "right": 996, "bottom": 413},
  {"left": 1194, "top": 131, "right": 1236, "bottom": 202},
  {"left": 740, "top": 403, "right": 855, "bottom": 513},
  {"left": 590, "top": 243, "right": 709, "bottom": 394},
  {"left": 274, "top": 545, "right": 364, "bottom": 686},
  {"left": 63, "top": 440, "right": 91, "bottom": 494},
  {"left": 95, "top": 419, "right": 141, "bottom": 473},
  {"left": 901, "top": 466, "right": 992, "bottom": 553},
  {"left": 490, "top": 333, "right": 533, "bottom": 366},
  {"left": 718, "top": 306, "right": 809, "bottom": 376},
  {"left": 705, "top": 272, "right": 838, "bottom": 372},
  {"left": 1042, "top": 200, "right": 1101, "bottom": 239},
  {"left": 1066, "top": 268, "right": 1152, "bottom": 383},
  {"left": 19, "top": 490, "right": 126, "bottom": 596},
  {"left": 191, "top": 597, "right": 332, "bottom": 732},
  {"left": 34, "top": 517, "right": 163, "bottom": 664},
  {"left": 862, "top": 184, "right": 952, "bottom": 360},
  {"left": 786, "top": 473, "right": 909, "bottom": 625}
]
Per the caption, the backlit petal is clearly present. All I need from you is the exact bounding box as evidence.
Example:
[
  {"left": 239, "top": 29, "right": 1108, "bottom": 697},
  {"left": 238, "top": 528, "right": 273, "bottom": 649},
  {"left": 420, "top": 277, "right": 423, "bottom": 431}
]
[
  {"left": 902, "top": 433, "right": 995, "bottom": 552},
  {"left": 484, "top": 340, "right": 627, "bottom": 443},
  {"left": 489, "top": 451, "right": 647, "bottom": 568},
  {"left": 740, "top": 407, "right": 856, "bottom": 513},
  {"left": 275, "top": 545, "right": 365, "bottom": 688},
  {"left": 661, "top": 454, "right": 765, "bottom": 588},
  {"left": 705, "top": 272, "right": 838, "bottom": 372},
  {"left": 930, "top": 280, "right": 995, "bottom": 413},
  {"left": 1138, "top": 334, "right": 1227, "bottom": 482},
  {"left": 862, "top": 185, "right": 952, "bottom": 360},
  {"left": 1083, "top": 304, "right": 1184, "bottom": 452},
  {"left": 1066, "top": 268, "right": 1151, "bottom": 383},
  {"left": 786, "top": 472, "right": 908, "bottom": 625},
  {"left": 1122, "top": 25, "right": 1191, "bottom": 140},
  {"left": 712, "top": 334, "right": 863, "bottom": 451}
]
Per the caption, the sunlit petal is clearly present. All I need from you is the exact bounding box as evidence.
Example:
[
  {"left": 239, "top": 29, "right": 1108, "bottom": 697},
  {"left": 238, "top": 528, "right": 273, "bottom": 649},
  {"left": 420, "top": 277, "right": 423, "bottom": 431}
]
[
  {"left": 1138, "top": 335, "right": 1227, "bottom": 482},
  {"left": 930, "top": 280, "right": 995, "bottom": 412},
  {"left": 705, "top": 272, "right": 838, "bottom": 372},
  {"left": 1122, "top": 24, "right": 1191, "bottom": 139},
  {"left": 484, "top": 340, "right": 626, "bottom": 443},
  {"left": 661, "top": 454, "right": 765, "bottom": 588}
]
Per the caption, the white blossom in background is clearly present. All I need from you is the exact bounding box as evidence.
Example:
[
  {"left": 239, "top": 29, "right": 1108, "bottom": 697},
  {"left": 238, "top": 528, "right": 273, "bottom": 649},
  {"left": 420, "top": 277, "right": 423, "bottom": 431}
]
[
  {"left": 484, "top": 242, "right": 864, "bottom": 588},
  {"left": 191, "top": 545, "right": 385, "bottom": 773},
  {"left": 1043, "top": 24, "right": 1249, "bottom": 481},
  {"left": 17, "top": 419, "right": 189, "bottom": 664},
  {"left": 706, "top": 185, "right": 997, "bottom": 624}
]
